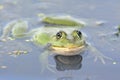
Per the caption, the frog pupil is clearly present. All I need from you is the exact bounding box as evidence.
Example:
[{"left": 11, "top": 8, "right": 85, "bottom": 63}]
[
  {"left": 56, "top": 32, "right": 62, "bottom": 39},
  {"left": 77, "top": 30, "right": 82, "bottom": 38}
]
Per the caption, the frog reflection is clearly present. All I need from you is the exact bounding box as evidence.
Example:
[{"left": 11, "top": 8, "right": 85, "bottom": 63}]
[{"left": 54, "top": 55, "right": 82, "bottom": 71}]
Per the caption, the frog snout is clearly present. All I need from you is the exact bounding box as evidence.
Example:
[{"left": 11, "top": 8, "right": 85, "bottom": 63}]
[{"left": 67, "top": 35, "right": 73, "bottom": 40}]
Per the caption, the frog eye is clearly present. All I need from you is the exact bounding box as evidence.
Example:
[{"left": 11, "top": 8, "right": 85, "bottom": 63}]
[
  {"left": 56, "top": 31, "right": 62, "bottom": 39},
  {"left": 56, "top": 31, "right": 67, "bottom": 39},
  {"left": 72, "top": 30, "right": 82, "bottom": 39},
  {"left": 76, "top": 30, "right": 82, "bottom": 38}
]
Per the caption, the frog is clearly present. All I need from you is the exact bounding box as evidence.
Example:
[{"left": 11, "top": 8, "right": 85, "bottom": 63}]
[
  {"left": 31, "top": 27, "right": 112, "bottom": 72},
  {"left": 0, "top": 18, "right": 112, "bottom": 72}
]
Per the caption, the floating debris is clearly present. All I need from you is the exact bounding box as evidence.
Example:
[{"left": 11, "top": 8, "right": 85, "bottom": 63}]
[
  {"left": 0, "top": 65, "right": 7, "bottom": 69},
  {"left": 8, "top": 50, "right": 28, "bottom": 56},
  {"left": 113, "top": 61, "right": 117, "bottom": 65},
  {"left": 8, "top": 37, "right": 15, "bottom": 40},
  {"left": 0, "top": 37, "right": 15, "bottom": 42},
  {"left": 95, "top": 21, "right": 106, "bottom": 26},
  {"left": 0, "top": 4, "right": 4, "bottom": 10},
  {"left": 37, "top": 13, "right": 45, "bottom": 17},
  {"left": 25, "top": 39, "right": 32, "bottom": 42},
  {"left": 0, "top": 38, "right": 7, "bottom": 42},
  {"left": 0, "top": 40, "right": 32, "bottom": 56}
]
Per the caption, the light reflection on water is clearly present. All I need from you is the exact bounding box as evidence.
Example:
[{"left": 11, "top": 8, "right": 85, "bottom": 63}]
[{"left": 0, "top": 0, "right": 120, "bottom": 80}]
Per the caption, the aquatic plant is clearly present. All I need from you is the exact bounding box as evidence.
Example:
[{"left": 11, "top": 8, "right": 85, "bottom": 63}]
[
  {"left": 11, "top": 20, "right": 28, "bottom": 38},
  {"left": 0, "top": 20, "right": 28, "bottom": 41},
  {"left": 42, "top": 16, "right": 85, "bottom": 27}
]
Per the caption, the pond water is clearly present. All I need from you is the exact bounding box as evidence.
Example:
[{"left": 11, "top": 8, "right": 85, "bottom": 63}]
[{"left": 0, "top": 0, "right": 120, "bottom": 80}]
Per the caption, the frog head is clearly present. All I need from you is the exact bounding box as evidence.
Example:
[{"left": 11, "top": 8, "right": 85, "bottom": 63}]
[
  {"left": 33, "top": 29, "right": 86, "bottom": 51},
  {"left": 51, "top": 30, "right": 85, "bottom": 48}
]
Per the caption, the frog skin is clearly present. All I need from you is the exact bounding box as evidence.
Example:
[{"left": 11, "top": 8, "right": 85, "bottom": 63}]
[{"left": 0, "top": 19, "right": 112, "bottom": 72}]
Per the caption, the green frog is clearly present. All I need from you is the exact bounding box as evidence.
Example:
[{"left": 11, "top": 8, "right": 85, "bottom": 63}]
[{"left": 0, "top": 18, "right": 112, "bottom": 72}]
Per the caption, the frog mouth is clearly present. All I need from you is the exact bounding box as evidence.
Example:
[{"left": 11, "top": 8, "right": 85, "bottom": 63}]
[{"left": 50, "top": 45, "right": 86, "bottom": 56}]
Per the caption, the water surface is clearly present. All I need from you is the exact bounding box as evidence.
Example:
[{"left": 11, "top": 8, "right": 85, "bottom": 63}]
[{"left": 0, "top": 0, "right": 120, "bottom": 80}]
